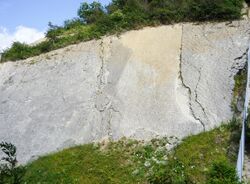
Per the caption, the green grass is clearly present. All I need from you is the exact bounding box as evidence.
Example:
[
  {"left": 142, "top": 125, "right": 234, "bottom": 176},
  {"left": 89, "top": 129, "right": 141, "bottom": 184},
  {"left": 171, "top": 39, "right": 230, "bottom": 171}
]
[
  {"left": 23, "top": 143, "right": 147, "bottom": 184},
  {"left": 17, "top": 121, "right": 240, "bottom": 184},
  {"left": 167, "top": 125, "right": 239, "bottom": 183},
  {"left": 0, "top": 0, "right": 244, "bottom": 62}
]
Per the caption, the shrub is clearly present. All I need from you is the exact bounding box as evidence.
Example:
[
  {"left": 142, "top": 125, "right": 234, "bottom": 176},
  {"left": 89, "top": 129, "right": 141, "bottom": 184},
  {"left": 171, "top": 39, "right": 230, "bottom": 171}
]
[
  {"left": 0, "top": 142, "right": 26, "bottom": 184},
  {"left": 1, "top": 42, "right": 32, "bottom": 62}
]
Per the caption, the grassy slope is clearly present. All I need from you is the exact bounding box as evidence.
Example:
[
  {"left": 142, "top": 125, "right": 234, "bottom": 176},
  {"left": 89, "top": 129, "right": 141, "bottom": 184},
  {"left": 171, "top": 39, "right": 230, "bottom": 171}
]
[
  {"left": 170, "top": 125, "right": 238, "bottom": 183},
  {"left": 23, "top": 143, "right": 146, "bottom": 184},
  {"left": 22, "top": 123, "right": 239, "bottom": 184}
]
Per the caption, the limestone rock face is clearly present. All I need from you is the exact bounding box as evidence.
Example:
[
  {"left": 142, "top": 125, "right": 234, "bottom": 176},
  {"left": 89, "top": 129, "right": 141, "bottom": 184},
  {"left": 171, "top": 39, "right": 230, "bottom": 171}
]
[
  {"left": 182, "top": 21, "right": 250, "bottom": 130},
  {"left": 0, "top": 21, "right": 249, "bottom": 164}
]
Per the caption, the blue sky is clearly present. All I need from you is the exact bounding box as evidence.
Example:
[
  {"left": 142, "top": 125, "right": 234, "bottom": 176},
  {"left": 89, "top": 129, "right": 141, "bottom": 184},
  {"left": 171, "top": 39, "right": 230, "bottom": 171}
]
[{"left": 0, "top": 0, "right": 110, "bottom": 50}]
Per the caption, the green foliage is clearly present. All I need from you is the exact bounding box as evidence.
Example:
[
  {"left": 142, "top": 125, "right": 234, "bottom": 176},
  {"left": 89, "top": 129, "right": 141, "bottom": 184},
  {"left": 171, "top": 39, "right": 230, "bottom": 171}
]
[
  {"left": 207, "top": 160, "right": 240, "bottom": 184},
  {"left": 0, "top": 166, "right": 26, "bottom": 184},
  {"left": 78, "top": 1, "right": 105, "bottom": 24},
  {"left": 1, "top": 42, "right": 32, "bottom": 62},
  {"left": 64, "top": 18, "right": 84, "bottom": 30},
  {"left": 180, "top": 0, "right": 243, "bottom": 21},
  {"left": 1, "top": 0, "right": 243, "bottom": 62},
  {"left": 0, "top": 142, "right": 17, "bottom": 168},
  {"left": 0, "top": 142, "right": 25, "bottom": 184}
]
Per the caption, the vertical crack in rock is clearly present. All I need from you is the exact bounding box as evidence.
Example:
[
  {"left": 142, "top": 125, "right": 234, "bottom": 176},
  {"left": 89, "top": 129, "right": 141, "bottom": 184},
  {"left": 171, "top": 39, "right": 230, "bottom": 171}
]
[
  {"left": 193, "top": 67, "right": 210, "bottom": 125},
  {"left": 179, "top": 25, "right": 206, "bottom": 131},
  {"left": 95, "top": 38, "right": 118, "bottom": 138},
  {"left": 94, "top": 99, "right": 121, "bottom": 138},
  {"left": 234, "top": 49, "right": 248, "bottom": 62},
  {"left": 107, "top": 105, "right": 121, "bottom": 138},
  {"left": 97, "top": 40, "right": 106, "bottom": 89}
]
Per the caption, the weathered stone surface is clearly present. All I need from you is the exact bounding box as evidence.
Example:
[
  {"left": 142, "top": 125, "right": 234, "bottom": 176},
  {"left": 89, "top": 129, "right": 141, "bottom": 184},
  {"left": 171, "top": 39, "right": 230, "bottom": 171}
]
[
  {"left": 182, "top": 21, "right": 250, "bottom": 130},
  {"left": 100, "top": 25, "right": 203, "bottom": 141},
  {"left": 0, "top": 41, "right": 107, "bottom": 163},
  {"left": 0, "top": 21, "right": 249, "bottom": 164}
]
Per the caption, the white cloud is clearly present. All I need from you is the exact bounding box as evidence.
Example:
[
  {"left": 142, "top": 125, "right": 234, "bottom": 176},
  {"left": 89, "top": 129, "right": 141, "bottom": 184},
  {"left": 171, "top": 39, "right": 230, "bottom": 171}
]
[{"left": 0, "top": 26, "right": 45, "bottom": 51}]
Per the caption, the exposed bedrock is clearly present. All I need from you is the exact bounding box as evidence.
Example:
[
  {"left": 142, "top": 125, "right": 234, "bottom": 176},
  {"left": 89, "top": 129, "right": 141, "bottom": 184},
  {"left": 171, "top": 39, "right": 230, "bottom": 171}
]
[
  {"left": 0, "top": 21, "right": 249, "bottom": 163},
  {"left": 182, "top": 21, "right": 250, "bottom": 130}
]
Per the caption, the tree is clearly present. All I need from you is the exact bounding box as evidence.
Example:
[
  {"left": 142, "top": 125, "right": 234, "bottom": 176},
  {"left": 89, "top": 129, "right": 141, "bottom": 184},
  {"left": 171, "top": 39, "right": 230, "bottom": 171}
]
[{"left": 77, "top": 1, "right": 105, "bottom": 24}]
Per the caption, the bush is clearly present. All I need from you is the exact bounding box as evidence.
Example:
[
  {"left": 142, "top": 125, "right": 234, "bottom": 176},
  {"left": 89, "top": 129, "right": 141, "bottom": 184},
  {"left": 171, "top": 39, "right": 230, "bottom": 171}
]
[
  {"left": 1, "top": 42, "right": 32, "bottom": 62},
  {"left": 0, "top": 142, "right": 26, "bottom": 184}
]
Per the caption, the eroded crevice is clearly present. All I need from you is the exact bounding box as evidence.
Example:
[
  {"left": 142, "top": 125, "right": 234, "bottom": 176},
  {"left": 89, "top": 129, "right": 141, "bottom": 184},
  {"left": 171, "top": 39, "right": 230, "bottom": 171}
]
[
  {"left": 179, "top": 25, "right": 206, "bottom": 131},
  {"left": 107, "top": 106, "right": 121, "bottom": 137},
  {"left": 95, "top": 100, "right": 121, "bottom": 138},
  {"left": 97, "top": 40, "right": 107, "bottom": 89},
  {"left": 234, "top": 49, "right": 248, "bottom": 62},
  {"left": 95, "top": 38, "right": 118, "bottom": 138},
  {"left": 193, "top": 67, "right": 210, "bottom": 124},
  {"left": 106, "top": 107, "right": 113, "bottom": 138}
]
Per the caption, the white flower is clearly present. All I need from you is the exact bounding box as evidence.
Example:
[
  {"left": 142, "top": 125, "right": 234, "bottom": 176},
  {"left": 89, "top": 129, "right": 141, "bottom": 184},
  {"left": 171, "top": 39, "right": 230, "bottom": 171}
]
[{"left": 144, "top": 161, "right": 151, "bottom": 167}]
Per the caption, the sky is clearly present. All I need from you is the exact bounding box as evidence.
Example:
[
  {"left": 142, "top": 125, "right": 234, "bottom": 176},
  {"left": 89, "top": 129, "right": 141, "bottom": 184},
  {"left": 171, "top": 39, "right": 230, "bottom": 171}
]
[{"left": 0, "top": 0, "right": 110, "bottom": 51}]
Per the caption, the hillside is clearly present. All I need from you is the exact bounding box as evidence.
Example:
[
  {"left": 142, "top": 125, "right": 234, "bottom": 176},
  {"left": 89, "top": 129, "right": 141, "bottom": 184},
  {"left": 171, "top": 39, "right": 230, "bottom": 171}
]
[
  {"left": 0, "top": 0, "right": 250, "bottom": 183},
  {"left": 0, "top": 20, "right": 249, "bottom": 165}
]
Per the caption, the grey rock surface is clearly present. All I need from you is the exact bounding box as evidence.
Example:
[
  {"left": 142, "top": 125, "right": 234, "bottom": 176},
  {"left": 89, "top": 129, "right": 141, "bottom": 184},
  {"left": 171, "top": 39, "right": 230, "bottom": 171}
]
[
  {"left": 182, "top": 21, "right": 250, "bottom": 130},
  {"left": 0, "top": 21, "right": 249, "bottom": 164}
]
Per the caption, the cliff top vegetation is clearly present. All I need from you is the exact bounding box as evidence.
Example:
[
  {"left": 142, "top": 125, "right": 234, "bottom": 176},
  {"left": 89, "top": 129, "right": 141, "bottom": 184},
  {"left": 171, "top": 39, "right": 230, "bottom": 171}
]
[{"left": 0, "top": 0, "right": 244, "bottom": 62}]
